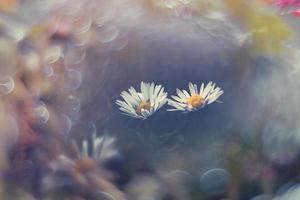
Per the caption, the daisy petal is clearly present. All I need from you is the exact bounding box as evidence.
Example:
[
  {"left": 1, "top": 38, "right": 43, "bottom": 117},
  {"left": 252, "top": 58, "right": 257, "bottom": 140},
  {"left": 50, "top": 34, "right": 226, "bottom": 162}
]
[
  {"left": 189, "top": 82, "right": 196, "bottom": 95},
  {"left": 171, "top": 95, "right": 185, "bottom": 103},
  {"left": 182, "top": 90, "right": 191, "bottom": 98},
  {"left": 176, "top": 89, "right": 186, "bottom": 100}
]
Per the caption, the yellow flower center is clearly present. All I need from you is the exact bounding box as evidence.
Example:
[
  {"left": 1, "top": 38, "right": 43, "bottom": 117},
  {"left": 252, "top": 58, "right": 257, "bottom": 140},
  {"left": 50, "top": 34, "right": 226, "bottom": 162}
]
[
  {"left": 186, "top": 95, "right": 205, "bottom": 108},
  {"left": 136, "top": 101, "right": 151, "bottom": 114}
]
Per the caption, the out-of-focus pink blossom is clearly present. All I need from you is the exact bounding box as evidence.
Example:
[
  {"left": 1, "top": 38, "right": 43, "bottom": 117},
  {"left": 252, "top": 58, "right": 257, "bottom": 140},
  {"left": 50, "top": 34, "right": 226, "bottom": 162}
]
[
  {"left": 274, "top": 0, "right": 299, "bottom": 7},
  {"left": 265, "top": 0, "right": 300, "bottom": 17},
  {"left": 291, "top": 9, "right": 300, "bottom": 16}
]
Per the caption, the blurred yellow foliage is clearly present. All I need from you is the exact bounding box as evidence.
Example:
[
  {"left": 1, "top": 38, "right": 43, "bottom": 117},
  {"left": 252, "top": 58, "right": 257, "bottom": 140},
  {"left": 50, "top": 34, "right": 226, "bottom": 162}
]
[
  {"left": 225, "top": 0, "right": 293, "bottom": 54},
  {"left": 138, "top": 0, "right": 292, "bottom": 54}
]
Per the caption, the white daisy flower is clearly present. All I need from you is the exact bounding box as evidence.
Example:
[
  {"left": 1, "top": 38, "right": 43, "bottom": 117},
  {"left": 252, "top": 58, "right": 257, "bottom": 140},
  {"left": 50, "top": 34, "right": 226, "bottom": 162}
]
[
  {"left": 116, "top": 82, "right": 168, "bottom": 119},
  {"left": 167, "top": 81, "right": 223, "bottom": 112},
  {"left": 80, "top": 133, "right": 119, "bottom": 162}
]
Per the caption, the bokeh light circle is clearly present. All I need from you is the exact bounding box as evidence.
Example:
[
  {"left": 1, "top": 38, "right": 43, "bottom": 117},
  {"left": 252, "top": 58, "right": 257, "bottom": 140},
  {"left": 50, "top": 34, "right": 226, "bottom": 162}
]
[
  {"left": 199, "top": 168, "right": 230, "bottom": 196},
  {"left": 96, "top": 24, "right": 119, "bottom": 44},
  {"left": 0, "top": 76, "right": 15, "bottom": 95}
]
